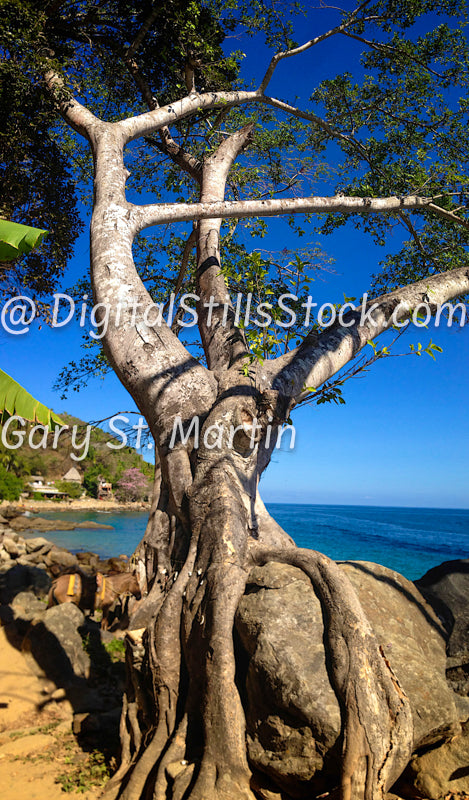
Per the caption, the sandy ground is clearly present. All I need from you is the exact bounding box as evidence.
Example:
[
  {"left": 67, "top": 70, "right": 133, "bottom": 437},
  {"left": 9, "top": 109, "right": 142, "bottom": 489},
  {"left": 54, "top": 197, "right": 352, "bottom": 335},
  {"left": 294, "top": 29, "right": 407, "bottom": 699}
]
[{"left": 0, "top": 626, "right": 101, "bottom": 800}]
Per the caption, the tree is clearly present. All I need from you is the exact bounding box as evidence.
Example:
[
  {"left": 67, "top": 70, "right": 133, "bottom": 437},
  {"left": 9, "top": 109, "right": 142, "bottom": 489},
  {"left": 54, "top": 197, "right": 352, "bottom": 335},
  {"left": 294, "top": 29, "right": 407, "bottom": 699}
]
[
  {"left": 0, "top": 465, "right": 23, "bottom": 501},
  {"left": 115, "top": 468, "right": 149, "bottom": 503},
  {"left": 6, "top": 2, "right": 469, "bottom": 799},
  {"left": 83, "top": 464, "right": 110, "bottom": 498}
]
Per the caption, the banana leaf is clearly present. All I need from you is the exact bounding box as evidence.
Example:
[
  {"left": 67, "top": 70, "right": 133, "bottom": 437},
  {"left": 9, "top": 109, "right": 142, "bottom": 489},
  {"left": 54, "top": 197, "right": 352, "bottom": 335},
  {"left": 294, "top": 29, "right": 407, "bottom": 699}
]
[
  {"left": 0, "top": 369, "right": 64, "bottom": 426},
  {"left": 0, "top": 219, "right": 47, "bottom": 262}
]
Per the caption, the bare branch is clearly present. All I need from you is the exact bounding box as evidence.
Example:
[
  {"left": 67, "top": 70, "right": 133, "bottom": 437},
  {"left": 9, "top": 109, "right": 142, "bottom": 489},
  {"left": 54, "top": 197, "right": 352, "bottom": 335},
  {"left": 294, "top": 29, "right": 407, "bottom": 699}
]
[
  {"left": 131, "top": 193, "right": 469, "bottom": 232},
  {"left": 259, "top": 0, "right": 374, "bottom": 93},
  {"left": 261, "top": 265, "right": 469, "bottom": 404},
  {"left": 119, "top": 44, "right": 203, "bottom": 184},
  {"left": 196, "top": 124, "right": 255, "bottom": 370},
  {"left": 117, "top": 86, "right": 369, "bottom": 158},
  {"left": 146, "top": 133, "right": 202, "bottom": 184},
  {"left": 117, "top": 90, "right": 262, "bottom": 142},
  {"left": 126, "top": 6, "right": 159, "bottom": 60},
  {"left": 44, "top": 69, "right": 103, "bottom": 140}
]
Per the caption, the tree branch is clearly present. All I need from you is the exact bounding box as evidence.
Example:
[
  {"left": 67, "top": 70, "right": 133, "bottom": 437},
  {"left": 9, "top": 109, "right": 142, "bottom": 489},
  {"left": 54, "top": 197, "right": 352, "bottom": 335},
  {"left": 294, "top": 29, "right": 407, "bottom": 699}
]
[
  {"left": 146, "top": 133, "right": 202, "bottom": 184},
  {"left": 262, "top": 265, "right": 469, "bottom": 404},
  {"left": 119, "top": 43, "right": 203, "bottom": 183},
  {"left": 340, "top": 30, "right": 444, "bottom": 78},
  {"left": 259, "top": 0, "right": 374, "bottom": 93},
  {"left": 117, "top": 90, "right": 262, "bottom": 142},
  {"left": 195, "top": 124, "right": 254, "bottom": 370},
  {"left": 44, "top": 69, "right": 103, "bottom": 140},
  {"left": 131, "top": 193, "right": 469, "bottom": 232}
]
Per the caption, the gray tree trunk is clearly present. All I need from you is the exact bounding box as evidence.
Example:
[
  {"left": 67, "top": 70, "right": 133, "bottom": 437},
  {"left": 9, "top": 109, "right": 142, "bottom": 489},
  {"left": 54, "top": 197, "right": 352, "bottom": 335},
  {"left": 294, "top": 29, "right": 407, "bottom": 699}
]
[{"left": 43, "top": 67, "right": 469, "bottom": 800}]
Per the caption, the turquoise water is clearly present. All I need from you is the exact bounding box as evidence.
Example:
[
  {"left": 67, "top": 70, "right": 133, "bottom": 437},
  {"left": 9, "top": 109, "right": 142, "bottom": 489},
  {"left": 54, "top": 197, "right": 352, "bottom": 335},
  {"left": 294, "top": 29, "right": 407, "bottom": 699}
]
[{"left": 34, "top": 504, "right": 469, "bottom": 581}]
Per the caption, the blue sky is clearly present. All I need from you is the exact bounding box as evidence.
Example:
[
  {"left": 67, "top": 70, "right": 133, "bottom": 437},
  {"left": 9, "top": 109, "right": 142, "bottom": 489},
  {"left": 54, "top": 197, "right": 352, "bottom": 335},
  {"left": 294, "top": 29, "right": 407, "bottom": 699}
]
[{"left": 2, "top": 3, "right": 468, "bottom": 509}]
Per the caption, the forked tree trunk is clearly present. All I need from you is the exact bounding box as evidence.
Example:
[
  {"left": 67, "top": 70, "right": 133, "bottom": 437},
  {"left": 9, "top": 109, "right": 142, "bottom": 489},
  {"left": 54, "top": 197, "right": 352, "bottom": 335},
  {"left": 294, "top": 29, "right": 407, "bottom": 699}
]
[
  {"left": 86, "top": 121, "right": 416, "bottom": 800},
  {"left": 46, "top": 79, "right": 469, "bottom": 800},
  {"left": 100, "top": 380, "right": 413, "bottom": 800}
]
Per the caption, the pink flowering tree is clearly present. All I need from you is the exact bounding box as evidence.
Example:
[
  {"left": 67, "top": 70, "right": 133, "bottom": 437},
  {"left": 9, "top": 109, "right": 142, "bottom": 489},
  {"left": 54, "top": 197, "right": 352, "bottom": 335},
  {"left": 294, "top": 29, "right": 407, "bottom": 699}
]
[{"left": 115, "top": 468, "right": 149, "bottom": 503}]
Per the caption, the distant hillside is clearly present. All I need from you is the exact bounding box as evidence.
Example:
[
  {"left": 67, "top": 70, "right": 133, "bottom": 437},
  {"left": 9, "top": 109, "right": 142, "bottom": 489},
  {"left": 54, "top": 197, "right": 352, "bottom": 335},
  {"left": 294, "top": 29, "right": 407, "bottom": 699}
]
[{"left": 0, "top": 412, "right": 155, "bottom": 484}]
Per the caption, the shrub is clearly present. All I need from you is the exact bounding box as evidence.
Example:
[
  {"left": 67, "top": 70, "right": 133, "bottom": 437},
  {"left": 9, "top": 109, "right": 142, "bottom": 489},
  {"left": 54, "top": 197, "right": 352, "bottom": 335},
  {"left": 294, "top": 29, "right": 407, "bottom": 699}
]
[
  {"left": 55, "top": 480, "right": 83, "bottom": 499},
  {"left": 0, "top": 466, "right": 23, "bottom": 501}
]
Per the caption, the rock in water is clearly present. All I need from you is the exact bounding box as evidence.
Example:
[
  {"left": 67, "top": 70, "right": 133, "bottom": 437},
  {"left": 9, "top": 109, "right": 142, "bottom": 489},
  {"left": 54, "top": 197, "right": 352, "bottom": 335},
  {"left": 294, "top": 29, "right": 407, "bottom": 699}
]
[
  {"left": 10, "top": 516, "right": 76, "bottom": 532},
  {"left": 76, "top": 520, "right": 114, "bottom": 530},
  {"left": 235, "top": 561, "right": 465, "bottom": 797}
]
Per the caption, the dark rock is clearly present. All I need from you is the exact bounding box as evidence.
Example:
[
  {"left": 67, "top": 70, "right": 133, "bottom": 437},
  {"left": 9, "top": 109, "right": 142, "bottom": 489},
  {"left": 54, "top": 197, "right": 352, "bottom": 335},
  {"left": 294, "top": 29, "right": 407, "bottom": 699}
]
[
  {"left": 416, "top": 559, "right": 469, "bottom": 696},
  {"left": 236, "top": 561, "right": 464, "bottom": 797},
  {"left": 76, "top": 551, "right": 100, "bottom": 571},
  {"left": 2, "top": 506, "right": 24, "bottom": 520},
  {"left": 98, "top": 557, "right": 127, "bottom": 574},
  {"left": 73, "top": 706, "right": 121, "bottom": 735},
  {"left": 0, "top": 562, "right": 52, "bottom": 602},
  {"left": 66, "top": 685, "right": 107, "bottom": 713},
  {"left": 76, "top": 551, "right": 99, "bottom": 563},
  {"left": 22, "top": 602, "right": 90, "bottom": 684},
  {"left": 394, "top": 720, "right": 469, "bottom": 799}
]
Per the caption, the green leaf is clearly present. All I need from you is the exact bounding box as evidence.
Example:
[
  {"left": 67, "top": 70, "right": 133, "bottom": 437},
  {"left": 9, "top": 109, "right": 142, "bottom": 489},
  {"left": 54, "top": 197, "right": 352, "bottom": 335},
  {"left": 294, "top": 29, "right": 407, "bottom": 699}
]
[
  {"left": 0, "top": 219, "right": 47, "bottom": 262},
  {"left": 0, "top": 369, "right": 63, "bottom": 426}
]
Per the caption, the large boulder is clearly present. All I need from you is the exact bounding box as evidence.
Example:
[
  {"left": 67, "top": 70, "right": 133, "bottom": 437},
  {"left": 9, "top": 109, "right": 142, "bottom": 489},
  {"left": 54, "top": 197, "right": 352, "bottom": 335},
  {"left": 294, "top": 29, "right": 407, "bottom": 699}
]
[
  {"left": 22, "top": 602, "right": 90, "bottom": 684},
  {"left": 10, "top": 589, "right": 47, "bottom": 620},
  {"left": 2, "top": 535, "right": 26, "bottom": 558},
  {"left": 416, "top": 559, "right": 469, "bottom": 696},
  {"left": 235, "top": 561, "right": 465, "bottom": 797}
]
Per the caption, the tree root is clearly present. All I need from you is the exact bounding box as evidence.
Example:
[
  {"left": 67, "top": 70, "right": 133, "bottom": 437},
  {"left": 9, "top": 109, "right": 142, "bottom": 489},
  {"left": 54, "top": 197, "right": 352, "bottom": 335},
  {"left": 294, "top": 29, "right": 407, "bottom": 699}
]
[
  {"left": 106, "top": 496, "right": 411, "bottom": 800},
  {"left": 251, "top": 546, "right": 413, "bottom": 800}
]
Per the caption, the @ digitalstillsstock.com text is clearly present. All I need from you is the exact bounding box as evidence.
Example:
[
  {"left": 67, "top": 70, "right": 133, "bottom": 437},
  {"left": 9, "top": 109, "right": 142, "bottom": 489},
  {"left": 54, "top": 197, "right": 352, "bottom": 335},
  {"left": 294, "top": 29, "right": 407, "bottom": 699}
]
[{"left": 1, "top": 291, "right": 467, "bottom": 337}]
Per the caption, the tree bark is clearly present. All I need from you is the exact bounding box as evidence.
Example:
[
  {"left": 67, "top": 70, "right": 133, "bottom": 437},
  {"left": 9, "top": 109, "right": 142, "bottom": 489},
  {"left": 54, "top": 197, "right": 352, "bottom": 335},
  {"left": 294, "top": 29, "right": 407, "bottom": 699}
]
[{"left": 44, "top": 69, "right": 469, "bottom": 800}]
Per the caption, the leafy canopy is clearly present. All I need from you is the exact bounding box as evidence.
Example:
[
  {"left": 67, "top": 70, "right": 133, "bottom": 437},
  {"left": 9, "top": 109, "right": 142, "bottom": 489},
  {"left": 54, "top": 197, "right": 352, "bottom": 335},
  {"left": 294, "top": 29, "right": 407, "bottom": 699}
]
[{"left": 2, "top": 0, "right": 469, "bottom": 400}]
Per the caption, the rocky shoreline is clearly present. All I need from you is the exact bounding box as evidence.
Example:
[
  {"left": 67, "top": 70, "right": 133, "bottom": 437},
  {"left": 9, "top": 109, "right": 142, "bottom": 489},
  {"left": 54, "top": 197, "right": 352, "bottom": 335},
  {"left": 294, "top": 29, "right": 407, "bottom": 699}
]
[
  {"left": 0, "top": 510, "right": 134, "bottom": 797},
  {"left": 1, "top": 505, "right": 469, "bottom": 800},
  {"left": 1, "top": 497, "right": 150, "bottom": 514}
]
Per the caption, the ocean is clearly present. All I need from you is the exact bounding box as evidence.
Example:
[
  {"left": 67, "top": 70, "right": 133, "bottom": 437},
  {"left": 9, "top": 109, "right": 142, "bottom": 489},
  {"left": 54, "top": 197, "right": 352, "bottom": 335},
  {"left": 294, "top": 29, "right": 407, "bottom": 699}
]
[{"left": 35, "top": 503, "right": 469, "bottom": 581}]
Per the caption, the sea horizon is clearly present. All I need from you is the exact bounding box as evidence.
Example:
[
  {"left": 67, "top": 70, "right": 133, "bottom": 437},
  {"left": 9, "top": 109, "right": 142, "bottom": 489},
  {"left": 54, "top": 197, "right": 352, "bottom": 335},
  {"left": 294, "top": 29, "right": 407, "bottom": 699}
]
[{"left": 265, "top": 500, "right": 469, "bottom": 511}]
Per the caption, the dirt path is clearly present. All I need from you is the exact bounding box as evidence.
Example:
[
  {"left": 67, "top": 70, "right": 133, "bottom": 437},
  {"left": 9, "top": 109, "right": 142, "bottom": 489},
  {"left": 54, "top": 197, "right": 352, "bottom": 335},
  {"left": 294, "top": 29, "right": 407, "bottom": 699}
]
[{"left": 0, "top": 626, "right": 101, "bottom": 800}]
